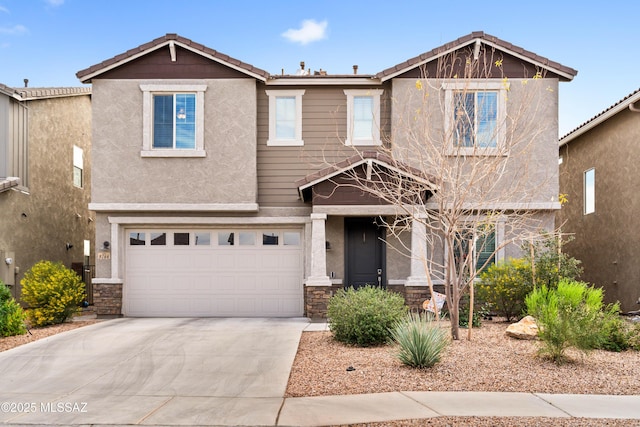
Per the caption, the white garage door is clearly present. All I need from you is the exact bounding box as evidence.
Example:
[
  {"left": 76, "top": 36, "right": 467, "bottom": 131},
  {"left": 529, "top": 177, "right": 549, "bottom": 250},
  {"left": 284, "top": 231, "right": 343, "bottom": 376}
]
[{"left": 124, "top": 228, "right": 304, "bottom": 317}]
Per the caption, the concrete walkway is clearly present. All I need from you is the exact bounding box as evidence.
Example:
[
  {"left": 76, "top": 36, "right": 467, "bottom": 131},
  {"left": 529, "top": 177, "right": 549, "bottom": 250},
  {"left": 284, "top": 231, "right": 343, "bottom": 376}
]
[{"left": 0, "top": 319, "right": 638, "bottom": 426}]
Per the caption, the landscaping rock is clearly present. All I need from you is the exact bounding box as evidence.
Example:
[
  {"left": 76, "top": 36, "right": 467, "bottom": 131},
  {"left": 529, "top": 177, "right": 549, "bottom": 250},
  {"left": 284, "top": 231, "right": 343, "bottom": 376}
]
[{"left": 506, "top": 315, "right": 539, "bottom": 340}]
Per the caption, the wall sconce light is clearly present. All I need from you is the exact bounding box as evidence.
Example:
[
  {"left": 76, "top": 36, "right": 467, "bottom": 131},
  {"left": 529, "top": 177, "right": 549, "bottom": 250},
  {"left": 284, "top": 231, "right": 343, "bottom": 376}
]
[
  {"left": 101, "top": 241, "right": 110, "bottom": 251},
  {"left": 66, "top": 243, "right": 73, "bottom": 251},
  {"left": 4, "top": 257, "right": 13, "bottom": 265},
  {"left": 325, "top": 241, "right": 332, "bottom": 250}
]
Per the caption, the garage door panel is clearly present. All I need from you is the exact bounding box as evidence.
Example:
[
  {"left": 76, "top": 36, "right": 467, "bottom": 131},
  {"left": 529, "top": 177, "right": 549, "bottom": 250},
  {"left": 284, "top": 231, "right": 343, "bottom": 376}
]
[{"left": 125, "top": 228, "right": 304, "bottom": 317}]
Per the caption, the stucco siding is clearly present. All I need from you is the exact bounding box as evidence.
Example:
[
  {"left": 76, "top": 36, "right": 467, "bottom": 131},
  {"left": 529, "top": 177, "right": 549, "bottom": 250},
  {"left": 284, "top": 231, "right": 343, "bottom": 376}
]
[
  {"left": 391, "top": 78, "right": 560, "bottom": 206},
  {"left": 0, "top": 94, "right": 93, "bottom": 297},
  {"left": 91, "top": 79, "right": 257, "bottom": 205},
  {"left": 558, "top": 108, "right": 640, "bottom": 312}
]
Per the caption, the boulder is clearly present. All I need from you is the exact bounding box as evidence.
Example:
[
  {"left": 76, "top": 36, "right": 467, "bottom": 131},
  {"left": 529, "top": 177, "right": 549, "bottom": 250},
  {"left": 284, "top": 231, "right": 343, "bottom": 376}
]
[{"left": 506, "top": 315, "right": 539, "bottom": 340}]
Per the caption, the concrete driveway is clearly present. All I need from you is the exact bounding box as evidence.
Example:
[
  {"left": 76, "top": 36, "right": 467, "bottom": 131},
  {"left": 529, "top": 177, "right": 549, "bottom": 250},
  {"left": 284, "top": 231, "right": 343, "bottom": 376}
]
[{"left": 0, "top": 317, "right": 309, "bottom": 426}]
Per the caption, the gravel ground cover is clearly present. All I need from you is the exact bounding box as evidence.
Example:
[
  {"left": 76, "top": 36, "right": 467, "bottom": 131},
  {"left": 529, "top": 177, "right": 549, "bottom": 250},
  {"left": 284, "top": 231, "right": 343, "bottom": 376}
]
[
  {"left": 0, "top": 320, "right": 99, "bottom": 352},
  {"left": 286, "top": 320, "right": 640, "bottom": 426},
  {"left": 286, "top": 320, "right": 640, "bottom": 398}
]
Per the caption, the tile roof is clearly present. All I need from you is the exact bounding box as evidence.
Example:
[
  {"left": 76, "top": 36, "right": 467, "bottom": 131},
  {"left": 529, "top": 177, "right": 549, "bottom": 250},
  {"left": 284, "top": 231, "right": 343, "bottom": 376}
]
[
  {"left": 559, "top": 87, "right": 640, "bottom": 145},
  {"left": 376, "top": 31, "right": 578, "bottom": 82},
  {"left": 15, "top": 86, "right": 91, "bottom": 100},
  {"left": 76, "top": 33, "right": 271, "bottom": 82},
  {"left": 0, "top": 177, "right": 20, "bottom": 193}
]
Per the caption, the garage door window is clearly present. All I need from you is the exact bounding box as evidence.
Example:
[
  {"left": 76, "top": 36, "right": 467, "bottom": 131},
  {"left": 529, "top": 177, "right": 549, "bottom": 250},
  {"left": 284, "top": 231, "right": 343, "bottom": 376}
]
[
  {"left": 219, "top": 231, "right": 234, "bottom": 246},
  {"left": 130, "top": 232, "right": 146, "bottom": 245},
  {"left": 151, "top": 233, "right": 166, "bottom": 245},
  {"left": 239, "top": 231, "right": 256, "bottom": 245},
  {"left": 284, "top": 231, "right": 301, "bottom": 246},
  {"left": 263, "top": 232, "right": 279, "bottom": 245},
  {"left": 174, "top": 232, "right": 190, "bottom": 246},
  {"left": 195, "top": 232, "right": 210, "bottom": 245}
]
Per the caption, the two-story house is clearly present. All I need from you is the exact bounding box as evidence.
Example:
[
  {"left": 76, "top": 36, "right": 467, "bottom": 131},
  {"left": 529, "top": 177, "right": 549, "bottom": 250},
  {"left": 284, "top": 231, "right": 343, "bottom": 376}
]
[
  {"left": 558, "top": 88, "right": 640, "bottom": 313},
  {"left": 77, "top": 32, "right": 576, "bottom": 318},
  {"left": 0, "top": 84, "right": 93, "bottom": 300}
]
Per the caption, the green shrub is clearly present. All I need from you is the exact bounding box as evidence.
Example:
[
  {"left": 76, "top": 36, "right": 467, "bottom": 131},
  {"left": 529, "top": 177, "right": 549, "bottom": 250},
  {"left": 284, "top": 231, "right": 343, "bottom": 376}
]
[
  {"left": 526, "top": 234, "right": 583, "bottom": 289},
  {"left": 21, "top": 261, "right": 86, "bottom": 327},
  {"left": 597, "top": 311, "right": 630, "bottom": 352},
  {"left": 327, "top": 285, "right": 407, "bottom": 347},
  {"left": 627, "top": 322, "right": 640, "bottom": 351},
  {"left": 525, "top": 279, "right": 613, "bottom": 363},
  {"left": 477, "top": 258, "right": 533, "bottom": 321},
  {"left": 390, "top": 311, "right": 449, "bottom": 368},
  {"left": 444, "top": 294, "right": 487, "bottom": 328},
  {"left": 0, "top": 282, "right": 26, "bottom": 337}
]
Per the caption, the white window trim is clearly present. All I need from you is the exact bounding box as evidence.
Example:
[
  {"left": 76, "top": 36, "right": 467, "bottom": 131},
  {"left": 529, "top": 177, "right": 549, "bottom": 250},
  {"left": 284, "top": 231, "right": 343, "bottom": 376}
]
[
  {"left": 73, "top": 145, "right": 83, "bottom": 188},
  {"left": 265, "top": 89, "right": 305, "bottom": 146},
  {"left": 140, "top": 84, "right": 207, "bottom": 157},
  {"left": 584, "top": 168, "right": 595, "bottom": 215},
  {"left": 343, "top": 89, "right": 383, "bottom": 146},
  {"left": 442, "top": 81, "right": 507, "bottom": 156}
]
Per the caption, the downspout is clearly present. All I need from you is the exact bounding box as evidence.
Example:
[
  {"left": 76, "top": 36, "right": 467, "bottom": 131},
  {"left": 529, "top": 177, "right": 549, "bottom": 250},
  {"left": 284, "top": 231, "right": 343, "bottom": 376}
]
[{"left": 629, "top": 100, "right": 640, "bottom": 112}]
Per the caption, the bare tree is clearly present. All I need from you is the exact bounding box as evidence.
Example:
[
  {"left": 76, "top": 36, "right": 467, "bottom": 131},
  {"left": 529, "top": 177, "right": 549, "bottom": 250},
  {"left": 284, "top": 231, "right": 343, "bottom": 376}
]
[{"left": 327, "top": 45, "right": 560, "bottom": 340}]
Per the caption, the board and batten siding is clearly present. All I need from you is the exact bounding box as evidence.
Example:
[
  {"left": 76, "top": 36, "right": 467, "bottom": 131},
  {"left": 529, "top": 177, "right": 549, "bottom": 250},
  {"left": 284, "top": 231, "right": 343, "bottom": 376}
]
[{"left": 257, "top": 82, "right": 391, "bottom": 207}]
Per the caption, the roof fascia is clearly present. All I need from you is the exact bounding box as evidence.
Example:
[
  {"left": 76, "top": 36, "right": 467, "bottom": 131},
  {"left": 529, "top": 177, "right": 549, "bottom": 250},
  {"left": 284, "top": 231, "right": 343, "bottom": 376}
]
[
  {"left": 481, "top": 39, "right": 575, "bottom": 81},
  {"left": 559, "top": 91, "right": 640, "bottom": 146},
  {"left": 380, "top": 37, "right": 575, "bottom": 82},
  {"left": 379, "top": 39, "right": 477, "bottom": 82},
  {"left": 79, "top": 40, "right": 267, "bottom": 83}
]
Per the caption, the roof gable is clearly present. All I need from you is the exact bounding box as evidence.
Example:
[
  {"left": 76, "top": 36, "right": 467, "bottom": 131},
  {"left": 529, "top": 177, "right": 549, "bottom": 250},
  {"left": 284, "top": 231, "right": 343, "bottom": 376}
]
[
  {"left": 377, "top": 31, "right": 577, "bottom": 82},
  {"left": 76, "top": 34, "right": 270, "bottom": 83},
  {"left": 296, "top": 152, "right": 437, "bottom": 204}
]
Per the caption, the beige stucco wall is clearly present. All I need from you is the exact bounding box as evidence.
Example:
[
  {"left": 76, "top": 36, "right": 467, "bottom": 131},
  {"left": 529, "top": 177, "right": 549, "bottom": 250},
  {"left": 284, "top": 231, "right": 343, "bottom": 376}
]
[
  {"left": 558, "top": 108, "right": 640, "bottom": 312},
  {"left": 91, "top": 79, "right": 257, "bottom": 204},
  {"left": 391, "top": 78, "right": 560, "bottom": 206},
  {"left": 0, "top": 94, "right": 93, "bottom": 298}
]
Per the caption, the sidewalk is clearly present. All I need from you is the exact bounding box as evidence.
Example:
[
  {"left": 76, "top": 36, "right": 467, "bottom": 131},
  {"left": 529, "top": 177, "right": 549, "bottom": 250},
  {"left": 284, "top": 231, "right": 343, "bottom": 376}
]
[
  {"left": 284, "top": 323, "right": 640, "bottom": 426},
  {"left": 279, "top": 391, "right": 640, "bottom": 426}
]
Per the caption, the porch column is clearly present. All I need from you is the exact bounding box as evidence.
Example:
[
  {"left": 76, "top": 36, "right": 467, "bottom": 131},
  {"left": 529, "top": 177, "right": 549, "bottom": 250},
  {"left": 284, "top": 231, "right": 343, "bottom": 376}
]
[
  {"left": 405, "top": 213, "right": 429, "bottom": 287},
  {"left": 306, "top": 213, "right": 331, "bottom": 286}
]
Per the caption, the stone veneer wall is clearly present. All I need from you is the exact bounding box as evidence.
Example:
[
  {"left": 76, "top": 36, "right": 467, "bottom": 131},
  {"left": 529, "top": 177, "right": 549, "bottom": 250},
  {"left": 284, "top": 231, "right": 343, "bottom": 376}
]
[
  {"left": 305, "top": 284, "right": 443, "bottom": 319},
  {"left": 93, "top": 283, "right": 123, "bottom": 317}
]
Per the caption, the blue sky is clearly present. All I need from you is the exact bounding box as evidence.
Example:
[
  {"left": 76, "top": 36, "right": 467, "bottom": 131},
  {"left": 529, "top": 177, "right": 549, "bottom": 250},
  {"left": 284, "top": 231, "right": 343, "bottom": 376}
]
[{"left": 1, "top": 0, "right": 638, "bottom": 136}]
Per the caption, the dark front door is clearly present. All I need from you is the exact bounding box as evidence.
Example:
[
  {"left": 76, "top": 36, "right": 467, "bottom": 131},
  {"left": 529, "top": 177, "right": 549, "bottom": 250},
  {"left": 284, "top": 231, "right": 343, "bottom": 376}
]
[{"left": 345, "top": 217, "right": 385, "bottom": 289}]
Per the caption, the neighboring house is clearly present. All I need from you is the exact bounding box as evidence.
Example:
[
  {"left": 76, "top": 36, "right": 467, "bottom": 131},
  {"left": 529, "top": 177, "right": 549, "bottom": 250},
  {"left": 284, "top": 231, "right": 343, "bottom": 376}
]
[
  {"left": 0, "top": 84, "right": 94, "bottom": 300},
  {"left": 558, "top": 88, "right": 640, "bottom": 313},
  {"left": 77, "top": 32, "right": 575, "bottom": 318}
]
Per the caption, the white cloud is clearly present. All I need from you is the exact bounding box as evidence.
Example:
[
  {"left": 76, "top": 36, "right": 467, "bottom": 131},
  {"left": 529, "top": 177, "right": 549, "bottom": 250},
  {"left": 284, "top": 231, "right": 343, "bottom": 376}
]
[
  {"left": 0, "top": 24, "right": 28, "bottom": 35},
  {"left": 45, "top": 0, "right": 64, "bottom": 6},
  {"left": 282, "top": 19, "right": 328, "bottom": 45},
  {"left": 0, "top": 6, "right": 9, "bottom": 13}
]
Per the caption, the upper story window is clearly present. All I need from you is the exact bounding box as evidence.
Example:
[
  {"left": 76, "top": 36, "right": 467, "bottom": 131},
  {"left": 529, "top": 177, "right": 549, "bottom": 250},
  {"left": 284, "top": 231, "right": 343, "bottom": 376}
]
[
  {"left": 344, "top": 89, "right": 383, "bottom": 146},
  {"left": 443, "top": 82, "right": 507, "bottom": 155},
  {"left": 584, "top": 168, "right": 595, "bottom": 215},
  {"left": 140, "top": 84, "right": 207, "bottom": 157},
  {"left": 266, "top": 90, "right": 305, "bottom": 146},
  {"left": 73, "top": 145, "right": 83, "bottom": 188}
]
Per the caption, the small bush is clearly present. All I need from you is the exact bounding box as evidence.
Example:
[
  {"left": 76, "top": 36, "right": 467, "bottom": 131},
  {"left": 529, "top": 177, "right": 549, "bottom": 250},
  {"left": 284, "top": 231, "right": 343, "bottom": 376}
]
[
  {"left": 477, "top": 258, "right": 533, "bottom": 321},
  {"left": 525, "top": 279, "right": 612, "bottom": 363},
  {"left": 328, "top": 285, "right": 407, "bottom": 347},
  {"left": 597, "top": 311, "right": 630, "bottom": 352},
  {"left": 21, "top": 261, "right": 86, "bottom": 327},
  {"left": 525, "top": 234, "right": 583, "bottom": 289},
  {"left": 627, "top": 322, "right": 640, "bottom": 351},
  {"left": 390, "top": 311, "right": 449, "bottom": 368},
  {"left": 0, "top": 282, "right": 26, "bottom": 337}
]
